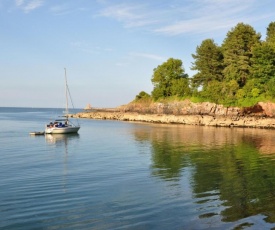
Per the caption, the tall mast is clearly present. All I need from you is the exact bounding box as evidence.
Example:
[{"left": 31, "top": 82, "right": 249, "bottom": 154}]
[{"left": 64, "top": 68, "right": 69, "bottom": 116}]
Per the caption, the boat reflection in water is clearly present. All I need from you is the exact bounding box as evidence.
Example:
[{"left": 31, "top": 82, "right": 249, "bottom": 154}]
[
  {"left": 44, "top": 133, "right": 80, "bottom": 193},
  {"left": 45, "top": 133, "right": 79, "bottom": 145}
]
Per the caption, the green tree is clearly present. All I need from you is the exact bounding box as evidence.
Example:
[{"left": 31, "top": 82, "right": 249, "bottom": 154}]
[
  {"left": 222, "top": 23, "right": 261, "bottom": 87},
  {"left": 200, "top": 80, "right": 224, "bottom": 104},
  {"left": 267, "top": 78, "right": 275, "bottom": 97},
  {"left": 251, "top": 42, "right": 275, "bottom": 84},
  {"left": 191, "top": 39, "right": 224, "bottom": 88},
  {"left": 266, "top": 21, "right": 275, "bottom": 46},
  {"left": 170, "top": 78, "right": 191, "bottom": 97},
  {"left": 242, "top": 79, "right": 261, "bottom": 98},
  {"left": 222, "top": 80, "right": 240, "bottom": 105},
  {"left": 151, "top": 58, "right": 189, "bottom": 100}
]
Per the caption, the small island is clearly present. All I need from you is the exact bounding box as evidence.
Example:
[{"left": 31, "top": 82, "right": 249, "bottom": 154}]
[{"left": 74, "top": 21, "right": 275, "bottom": 129}]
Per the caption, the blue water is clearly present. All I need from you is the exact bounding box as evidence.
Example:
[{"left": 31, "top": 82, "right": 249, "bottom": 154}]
[{"left": 1, "top": 107, "right": 275, "bottom": 229}]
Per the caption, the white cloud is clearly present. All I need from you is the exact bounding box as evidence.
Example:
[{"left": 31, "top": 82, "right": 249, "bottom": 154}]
[
  {"left": 97, "top": 0, "right": 273, "bottom": 37},
  {"left": 15, "top": 0, "right": 24, "bottom": 7},
  {"left": 15, "top": 0, "right": 43, "bottom": 13},
  {"left": 154, "top": 16, "right": 238, "bottom": 36},
  {"left": 98, "top": 3, "right": 159, "bottom": 28},
  {"left": 24, "top": 0, "right": 43, "bottom": 12},
  {"left": 114, "top": 52, "right": 166, "bottom": 68},
  {"left": 130, "top": 52, "right": 166, "bottom": 61},
  {"left": 154, "top": 0, "right": 258, "bottom": 36}
]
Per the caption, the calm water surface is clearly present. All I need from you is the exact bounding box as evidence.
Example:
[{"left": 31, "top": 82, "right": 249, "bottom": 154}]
[{"left": 1, "top": 107, "right": 275, "bottom": 229}]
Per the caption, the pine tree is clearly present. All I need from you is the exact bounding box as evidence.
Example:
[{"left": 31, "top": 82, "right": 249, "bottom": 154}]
[
  {"left": 266, "top": 21, "right": 275, "bottom": 46},
  {"left": 191, "top": 39, "right": 224, "bottom": 89},
  {"left": 222, "top": 23, "right": 261, "bottom": 87}
]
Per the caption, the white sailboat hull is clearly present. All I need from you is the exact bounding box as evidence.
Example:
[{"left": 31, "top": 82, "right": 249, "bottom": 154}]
[{"left": 45, "top": 126, "right": 80, "bottom": 134}]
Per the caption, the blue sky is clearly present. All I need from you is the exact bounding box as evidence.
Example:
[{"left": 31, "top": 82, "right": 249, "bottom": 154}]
[{"left": 1, "top": 0, "right": 274, "bottom": 108}]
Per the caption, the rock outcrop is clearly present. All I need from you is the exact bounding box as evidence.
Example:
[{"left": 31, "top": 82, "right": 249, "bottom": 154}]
[
  {"left": 72, "top": 100, "right": 275, "bottom": 129},
  {"left": 118, "top": 100, "right": 275, "bottom": 117}
]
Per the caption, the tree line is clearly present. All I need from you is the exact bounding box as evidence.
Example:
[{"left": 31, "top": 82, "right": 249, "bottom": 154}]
[{"left": 136, "top": 22, "right": 275, "bottom": 107}]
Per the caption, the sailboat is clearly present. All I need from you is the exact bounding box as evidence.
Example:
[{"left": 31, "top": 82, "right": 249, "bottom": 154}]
[{"left": 45, "top": 68, "right": 80, "bottom": 134}]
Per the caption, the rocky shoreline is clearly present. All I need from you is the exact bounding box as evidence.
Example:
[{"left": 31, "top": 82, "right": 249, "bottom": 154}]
[
  {"left": 72, "top": 111, "right": 275, "bottom": 129},
  {"left": 71, "top": 100, "right": 275, "bottom": 129}
]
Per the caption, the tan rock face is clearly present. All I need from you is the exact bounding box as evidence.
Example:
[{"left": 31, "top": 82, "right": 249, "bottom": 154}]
[
  {"left": 119, "top": 100, "right": 275, "bottom": 117},
  {"left": 73, "top": 100, "right": 275, "bottom": 129},
  {"left": 258, "top": 102, "right": 275, "bottom": 117}
]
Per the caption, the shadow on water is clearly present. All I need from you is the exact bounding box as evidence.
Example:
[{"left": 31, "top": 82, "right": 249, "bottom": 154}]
[{"left": 133, "top": 124, "right": 275, "bottom": 228}]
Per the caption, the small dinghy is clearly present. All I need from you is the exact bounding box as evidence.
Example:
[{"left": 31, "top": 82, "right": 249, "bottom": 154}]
[{"left": 29, "top": 131, "right": 45, "bottom": 135}]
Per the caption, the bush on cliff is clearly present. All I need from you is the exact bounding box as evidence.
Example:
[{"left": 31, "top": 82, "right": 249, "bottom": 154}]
[{"left": 135, "top": 91, "right": 151, "bottom": 101}]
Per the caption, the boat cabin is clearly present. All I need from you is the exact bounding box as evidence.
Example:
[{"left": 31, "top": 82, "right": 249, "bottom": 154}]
[{"left": 47, "top": 119, "right": 69, "bottom": 128}]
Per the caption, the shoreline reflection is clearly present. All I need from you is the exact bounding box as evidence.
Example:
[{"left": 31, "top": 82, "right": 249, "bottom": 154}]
[{"left": 133, "top": 124, "right": 275, "bottom": 227}]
